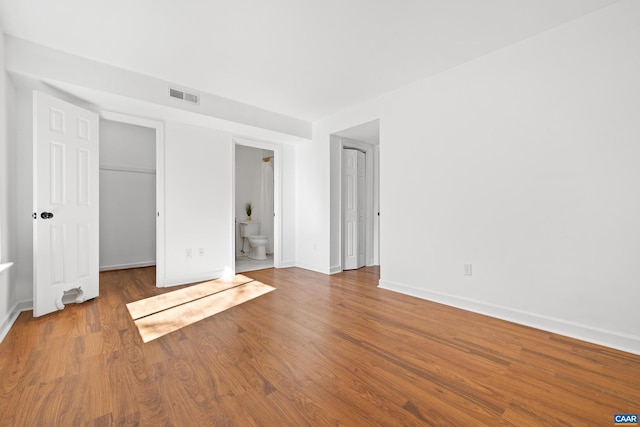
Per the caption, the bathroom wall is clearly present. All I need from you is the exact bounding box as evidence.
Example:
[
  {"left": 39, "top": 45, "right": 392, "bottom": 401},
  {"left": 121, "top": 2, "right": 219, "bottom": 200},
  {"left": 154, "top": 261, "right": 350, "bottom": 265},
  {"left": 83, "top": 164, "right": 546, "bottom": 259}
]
[
  {"left": 99, "top": 119, "right": 156, "bottom": 270},
  {"left": 234, "top": 144, "right": 273, "bottom": 256}
]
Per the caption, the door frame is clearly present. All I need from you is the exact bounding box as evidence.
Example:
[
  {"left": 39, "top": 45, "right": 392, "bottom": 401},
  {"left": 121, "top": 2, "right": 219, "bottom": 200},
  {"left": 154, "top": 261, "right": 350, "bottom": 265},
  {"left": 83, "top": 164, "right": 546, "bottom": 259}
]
[
  {"left": 99, "top": 111, "right": 166, "bottom": 287},
  {"left": 231, "top": 136, "right": 282, "bottom": 271},
  {"left": 373, "top": 144, "right": 380, "bottom": 266},
  {"left": 338, "top": 138, "right": 376, "bottom": 270}
]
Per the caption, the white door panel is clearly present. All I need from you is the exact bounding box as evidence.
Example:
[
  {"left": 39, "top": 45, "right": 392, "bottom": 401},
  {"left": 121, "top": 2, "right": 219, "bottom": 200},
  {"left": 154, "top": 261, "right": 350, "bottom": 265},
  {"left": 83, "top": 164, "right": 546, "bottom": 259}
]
[
  {"left": 343, "top": 149, "right": 365, "bottom": 270},
  {"left": 343, "top": 149, "right": 358, "bottom": 270},
  {"left": 33, "top": 91, "right": 99, "bottom": 317},
  {"left": 357, "top": 151, "right": 366, "bottom": 268}
]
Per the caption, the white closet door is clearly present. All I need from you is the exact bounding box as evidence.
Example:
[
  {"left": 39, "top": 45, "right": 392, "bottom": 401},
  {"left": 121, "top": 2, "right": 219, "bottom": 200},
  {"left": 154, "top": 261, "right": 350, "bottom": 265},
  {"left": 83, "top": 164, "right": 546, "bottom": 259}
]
[
  {"left": 356, "top": 150, "right": 366, "bottom": 268},
  {"left": 343, "top": 148, "right": 365, "bottom": 270}
]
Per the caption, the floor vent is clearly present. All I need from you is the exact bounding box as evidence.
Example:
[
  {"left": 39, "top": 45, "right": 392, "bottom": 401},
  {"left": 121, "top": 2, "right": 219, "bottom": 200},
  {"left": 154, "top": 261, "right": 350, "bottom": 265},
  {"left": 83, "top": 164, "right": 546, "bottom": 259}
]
[{"left": 169, "top": 87, "right": 200, "bottom": 105}]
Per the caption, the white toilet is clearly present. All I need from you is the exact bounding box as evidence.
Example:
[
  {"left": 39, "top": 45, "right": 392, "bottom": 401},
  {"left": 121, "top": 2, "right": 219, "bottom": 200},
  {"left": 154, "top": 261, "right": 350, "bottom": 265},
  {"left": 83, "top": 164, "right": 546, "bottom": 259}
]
[
  {"left": 248, "top": 235, "right": 268, "bottom": 260},
  {"left": 239, "top": 222, "right": 268, "bottom": 260}
]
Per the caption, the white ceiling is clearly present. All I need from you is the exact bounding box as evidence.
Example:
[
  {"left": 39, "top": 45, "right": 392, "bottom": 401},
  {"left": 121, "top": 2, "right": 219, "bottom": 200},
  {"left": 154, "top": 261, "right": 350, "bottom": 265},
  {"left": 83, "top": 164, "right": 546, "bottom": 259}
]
[{"left": 0, "top": 0, "right": 619, "bottom": 122}]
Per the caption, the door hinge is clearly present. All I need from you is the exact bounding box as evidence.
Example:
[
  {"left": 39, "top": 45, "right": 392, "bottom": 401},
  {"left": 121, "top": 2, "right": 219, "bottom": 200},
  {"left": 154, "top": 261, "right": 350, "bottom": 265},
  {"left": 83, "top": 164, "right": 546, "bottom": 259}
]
[{"left": 33, "top": 213, "right": 36, "bottom": 219}]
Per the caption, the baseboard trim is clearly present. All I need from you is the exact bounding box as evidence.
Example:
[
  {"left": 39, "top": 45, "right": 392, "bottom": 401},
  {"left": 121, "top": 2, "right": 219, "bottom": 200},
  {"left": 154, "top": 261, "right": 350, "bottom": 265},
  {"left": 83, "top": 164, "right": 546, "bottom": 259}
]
[
  {"left": 279, "top": 260, "right": 296, "bottom": 269},
  {"left": 329, "top": 264, "right": 342, "bottom": 275},
  {"left": 100, "top": 261, "right": 156, "bottom": 272},
  {"left": 378, "top": 279, "right": 640, "bottom": 356},
  {"left": 0, "top": 300, "right": 33, "bottom": 344},
  {"left": 294, "top": 263, "right": 331, "bottom": 275}
]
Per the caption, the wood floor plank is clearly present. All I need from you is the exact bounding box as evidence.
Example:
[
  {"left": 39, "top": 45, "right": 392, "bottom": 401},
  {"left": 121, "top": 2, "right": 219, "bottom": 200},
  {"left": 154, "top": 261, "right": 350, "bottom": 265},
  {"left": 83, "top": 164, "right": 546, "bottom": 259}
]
[
  {"left": 133, "top": 280, "right": 275, "bottom": 342},
  {"left": 0, "top": 266, "right": 638, "bottom": 426},
  {"left": 126, "top": 274, "right": 254, "bottom": 320}
]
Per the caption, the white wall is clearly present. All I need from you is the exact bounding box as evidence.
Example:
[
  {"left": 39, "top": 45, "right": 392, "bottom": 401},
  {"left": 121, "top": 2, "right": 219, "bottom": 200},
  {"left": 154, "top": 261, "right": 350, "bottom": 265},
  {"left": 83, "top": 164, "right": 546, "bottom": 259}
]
[
  {"left": 99, "top": 119, "right": 156, "bottom": 270},
  {"left": 236, "top": 146, "right": 263, "bottom": 216},
  {"left": 163, "top": 122, "right": 233, "bottom": 285},
  {"left": 0, "top": 25, "right": 19, "bottom": 341},
  {"left": 295, "top": 137, "right": 328, "bottom": 273},
  {"left": 13, "top": 85, "right": 34, "bottom": 304},
  {"left": 280, "top": 143, "right": 297, "bottom": 268},
  {"left": 329, "top": 135, "right": 341, "bottom": 273},
  {"left": 314, "top": 0, "right": 640, "bottom": 354}
]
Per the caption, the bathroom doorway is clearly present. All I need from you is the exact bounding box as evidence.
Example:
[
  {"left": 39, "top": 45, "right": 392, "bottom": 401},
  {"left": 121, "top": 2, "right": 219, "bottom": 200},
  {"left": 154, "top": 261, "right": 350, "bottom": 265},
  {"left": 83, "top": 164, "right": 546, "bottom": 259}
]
[{"left": 233, "top": 140, "right": 278, "bottom": 273}]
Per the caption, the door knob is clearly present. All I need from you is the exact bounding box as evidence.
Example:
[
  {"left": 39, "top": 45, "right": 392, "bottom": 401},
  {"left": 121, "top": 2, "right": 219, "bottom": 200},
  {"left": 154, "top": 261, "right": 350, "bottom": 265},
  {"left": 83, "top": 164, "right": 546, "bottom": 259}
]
[{"left": 41, "top": 212, "right": 54, "bottom": 219}]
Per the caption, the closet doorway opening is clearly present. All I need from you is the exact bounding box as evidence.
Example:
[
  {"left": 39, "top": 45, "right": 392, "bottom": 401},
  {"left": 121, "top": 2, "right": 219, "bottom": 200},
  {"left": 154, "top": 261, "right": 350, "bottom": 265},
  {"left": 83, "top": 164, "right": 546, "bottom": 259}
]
[
  {"left": 233, "top": 138, "right": 281, "bottom": 273},
  {"left": 98, "top": 112, "right": 165, "bottom": 286},
  {"left": 333, "top": 119, "right": 380, "bottom": 272}
]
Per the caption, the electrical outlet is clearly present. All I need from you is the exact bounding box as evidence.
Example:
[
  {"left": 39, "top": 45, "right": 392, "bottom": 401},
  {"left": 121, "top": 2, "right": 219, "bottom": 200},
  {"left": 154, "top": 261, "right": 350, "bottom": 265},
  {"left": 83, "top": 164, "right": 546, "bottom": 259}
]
[
  {"left": 186, "top": 248, "right": 192, "bottom": 258},
  {"left": 464, "top": 264, "right": 472, "bottom": 276},
  {"left": 199, "top": 248, "right": 205, "bottom": 257}
]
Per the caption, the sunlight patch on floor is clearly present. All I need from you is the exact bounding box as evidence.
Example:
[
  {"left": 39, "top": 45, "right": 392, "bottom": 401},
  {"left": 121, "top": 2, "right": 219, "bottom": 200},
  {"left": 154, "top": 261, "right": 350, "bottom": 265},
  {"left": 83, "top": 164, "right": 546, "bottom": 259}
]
[{"left": 127, "top": 275, "right": 275, "bottom": 342}]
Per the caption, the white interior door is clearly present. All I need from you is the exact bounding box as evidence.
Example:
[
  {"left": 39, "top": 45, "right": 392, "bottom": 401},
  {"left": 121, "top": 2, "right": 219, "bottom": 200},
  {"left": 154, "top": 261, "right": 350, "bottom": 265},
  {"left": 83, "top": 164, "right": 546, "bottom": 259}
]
[
  {"left": 33, "top": 91, "right": 99, "bottom": 317},
  {"left": 343, "top": 149, "right": 358, "bottom": 270},
  {"left": 343, "top": 148, "right": 366, "bottom": 270},
  {"left": 357, "top": 150, "right": 366, "bottom": 268},
  {"left": 373, "top": 145, "right": 380, "bottom": 266}
]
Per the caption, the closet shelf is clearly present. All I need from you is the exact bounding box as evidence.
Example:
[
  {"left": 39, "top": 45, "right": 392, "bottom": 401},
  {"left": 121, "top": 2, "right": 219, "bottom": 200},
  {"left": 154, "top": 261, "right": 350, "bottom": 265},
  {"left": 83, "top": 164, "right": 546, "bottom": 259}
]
[{"left": 99, "top": 164, "right": 156, "bottom": 175}]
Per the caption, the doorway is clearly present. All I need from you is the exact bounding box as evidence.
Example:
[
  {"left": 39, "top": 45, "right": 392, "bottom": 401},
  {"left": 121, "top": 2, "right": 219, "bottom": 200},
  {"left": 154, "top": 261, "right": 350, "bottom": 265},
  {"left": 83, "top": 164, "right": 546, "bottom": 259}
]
[
  {"left": 99, "top": 112, "right": 166, "bottom": 286},
  {"left": 233, "top": 138, "right": 281, "bottom": 273},
  {"left": 332, "top": 119, "right": 380, "bottom": 272},
  {"left": 99, "top": 119, "right": 156, "bottom": 272}
]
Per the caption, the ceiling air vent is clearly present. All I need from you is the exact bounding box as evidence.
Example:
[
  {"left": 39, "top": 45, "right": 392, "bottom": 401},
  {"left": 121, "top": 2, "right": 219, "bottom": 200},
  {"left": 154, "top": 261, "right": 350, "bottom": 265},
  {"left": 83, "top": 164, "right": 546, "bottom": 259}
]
[{"left": 169, "top": 87, "right": 200, "bottom": 105}]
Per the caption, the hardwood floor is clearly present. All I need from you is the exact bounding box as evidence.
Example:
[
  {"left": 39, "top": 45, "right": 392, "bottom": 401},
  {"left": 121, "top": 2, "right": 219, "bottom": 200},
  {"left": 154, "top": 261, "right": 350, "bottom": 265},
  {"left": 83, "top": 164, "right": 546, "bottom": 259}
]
[{"left": 0, "top": 266, "right": 638, "bottom": 426}]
